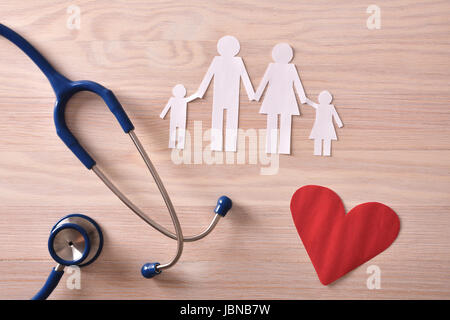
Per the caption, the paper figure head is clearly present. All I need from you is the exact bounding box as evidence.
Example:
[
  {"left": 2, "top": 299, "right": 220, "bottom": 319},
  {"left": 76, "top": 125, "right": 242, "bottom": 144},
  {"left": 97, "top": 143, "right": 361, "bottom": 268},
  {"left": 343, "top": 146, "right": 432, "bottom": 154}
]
[
  {"left": 217, "top": 35, "right": 240, "bottom": 57},
  {"left": 272, "top": 43, "right": 293, "bottom": 63},
  {"left": 172, "top": 84, "right": 187, "bottom": 98},
  {"left": 318, "top": 90, "right": 333, "bottom": 104}
]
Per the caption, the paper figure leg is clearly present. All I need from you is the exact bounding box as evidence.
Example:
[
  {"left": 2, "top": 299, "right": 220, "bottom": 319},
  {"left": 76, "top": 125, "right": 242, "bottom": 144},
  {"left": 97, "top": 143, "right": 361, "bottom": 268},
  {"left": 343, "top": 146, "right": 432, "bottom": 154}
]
[
  {"left": 279, "top": 114, "right": 292, "bottom": 154},
  {"left": 177, "top": 127, "right": 186, "bottom": 150},
  {"left": 169, "top": 126, "right": 177, "bottom": 149},
  {"left": 323, "top": 139, "right": 331, "bottom": 156},
  {"left": 225, "top": 109, "right": 239, "bottom": 152},
  {"left": 211, "top": 105, "right": 224, "bottom": 151},
  {"left": 314, "top": 139, "right": 322, "bottom": 156},
  {"left": 266, "top": 114, "right": 278, "bottom": 154}
]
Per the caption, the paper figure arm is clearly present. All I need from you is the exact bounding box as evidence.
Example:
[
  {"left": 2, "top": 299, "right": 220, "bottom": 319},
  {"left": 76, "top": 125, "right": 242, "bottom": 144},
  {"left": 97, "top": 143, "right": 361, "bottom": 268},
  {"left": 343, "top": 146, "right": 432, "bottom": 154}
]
[
  {"left": 305, "top": 98, "right": 318, "bottom": 109},
  {"left": 292, "top": 65, "right": 307, "bottom": 104},
  {"left": 254, "top": 64, "right": 272, "bottom": 102},
  {"left": 196, "top": 57, "right": 217, "bottom": 98},
  {"left": 238, "top": 57, "right": 255, "bottom": 100},
  {"left": 160, "top": 98, "right": 172, "bottom": 119},
  {"left": 332, "top": 105, "right": 343, "bottom": 128},
  {"left": 185, "top": 93, "right": 200, "bottom": 103}
]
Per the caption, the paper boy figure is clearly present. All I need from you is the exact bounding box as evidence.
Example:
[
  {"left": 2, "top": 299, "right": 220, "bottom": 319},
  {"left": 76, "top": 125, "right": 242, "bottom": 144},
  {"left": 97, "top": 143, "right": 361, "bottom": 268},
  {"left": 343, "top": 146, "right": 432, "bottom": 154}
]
[
  {"left": 160, "top": 84, "right": 199, "bottom": 149},
  {"left": 305, "top": 90, "right": 343, "bottom": 156}
]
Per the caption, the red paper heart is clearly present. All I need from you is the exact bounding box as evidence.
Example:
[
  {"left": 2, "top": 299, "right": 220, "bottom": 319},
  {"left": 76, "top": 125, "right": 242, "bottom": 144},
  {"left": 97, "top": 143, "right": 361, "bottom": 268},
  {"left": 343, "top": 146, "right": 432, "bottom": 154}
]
[{"left": 290, "top": 185, "right": 400, "bottom": 285}]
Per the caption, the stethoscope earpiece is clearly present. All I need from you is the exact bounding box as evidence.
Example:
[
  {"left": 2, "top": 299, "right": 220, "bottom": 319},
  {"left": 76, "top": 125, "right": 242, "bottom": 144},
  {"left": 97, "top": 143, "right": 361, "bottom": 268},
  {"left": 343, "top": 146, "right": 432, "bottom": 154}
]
[
  {"left": 141, "top": 262, "right": 161, "bottom": 279},
  {"left": 215, "top": 196, "right": 232, "bottom": 217}
]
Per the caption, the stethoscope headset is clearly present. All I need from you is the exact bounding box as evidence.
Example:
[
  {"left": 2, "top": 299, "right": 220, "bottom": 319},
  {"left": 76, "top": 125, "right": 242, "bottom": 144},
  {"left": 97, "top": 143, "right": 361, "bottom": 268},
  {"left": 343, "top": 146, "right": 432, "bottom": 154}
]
[{"left": 0, "top": 24, "right": 232, "bottom": 300}]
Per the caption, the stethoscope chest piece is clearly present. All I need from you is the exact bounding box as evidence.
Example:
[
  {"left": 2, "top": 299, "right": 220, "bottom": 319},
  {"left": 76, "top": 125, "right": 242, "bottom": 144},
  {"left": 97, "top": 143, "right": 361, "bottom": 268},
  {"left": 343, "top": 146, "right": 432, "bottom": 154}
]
[
  {"left": 32, "top": 214, "right": 103, "bottom": 300},
  {"left": 48, "top": 214, "right": 103, "bottom": 267}
]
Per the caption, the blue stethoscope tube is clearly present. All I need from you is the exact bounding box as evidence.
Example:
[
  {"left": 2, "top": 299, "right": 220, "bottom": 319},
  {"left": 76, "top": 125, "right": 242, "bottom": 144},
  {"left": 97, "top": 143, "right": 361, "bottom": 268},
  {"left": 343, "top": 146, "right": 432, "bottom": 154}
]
[
  {"left": 32, "top": 267, "right": 65, "bottom": 300},
  {"left": 0, "top": 23, "right": 134, "bottom": 169}
]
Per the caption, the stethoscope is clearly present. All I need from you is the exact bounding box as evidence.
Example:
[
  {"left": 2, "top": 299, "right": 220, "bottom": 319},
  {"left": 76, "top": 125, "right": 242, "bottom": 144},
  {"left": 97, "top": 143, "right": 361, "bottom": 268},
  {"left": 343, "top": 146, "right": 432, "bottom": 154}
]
[{"left": 0, "top": 24, "right": 232, "bottom": 299}]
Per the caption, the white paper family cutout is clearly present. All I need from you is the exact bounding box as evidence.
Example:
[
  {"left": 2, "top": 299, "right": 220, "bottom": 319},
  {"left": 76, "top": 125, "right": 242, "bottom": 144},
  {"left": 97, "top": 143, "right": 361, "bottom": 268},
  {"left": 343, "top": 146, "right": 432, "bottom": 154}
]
[{"left": 160, "top": 36, "right": 343, "bottom": 156}]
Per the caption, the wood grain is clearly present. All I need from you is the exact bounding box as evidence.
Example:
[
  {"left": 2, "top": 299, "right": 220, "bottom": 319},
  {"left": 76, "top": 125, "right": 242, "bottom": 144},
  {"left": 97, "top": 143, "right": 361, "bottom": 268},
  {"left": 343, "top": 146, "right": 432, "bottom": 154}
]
[{"left": 0, "top": 0, "right": 449, "bottom": 299}]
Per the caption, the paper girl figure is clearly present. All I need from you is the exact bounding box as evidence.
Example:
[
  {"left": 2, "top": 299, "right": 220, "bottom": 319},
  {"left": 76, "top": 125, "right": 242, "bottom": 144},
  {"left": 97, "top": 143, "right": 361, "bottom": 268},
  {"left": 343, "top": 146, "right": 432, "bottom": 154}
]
[
  {"left": 255, "top": 43, "right": 306, "bottom": 154},
  {"left": 195, "top": 35, "right": 255, "bottom": 152},
  {"left": 160, "top": 84, "right": 199, "bottom": 149},
  {"left": 305, "top": 91, "right": 343, "bottom": 156}
]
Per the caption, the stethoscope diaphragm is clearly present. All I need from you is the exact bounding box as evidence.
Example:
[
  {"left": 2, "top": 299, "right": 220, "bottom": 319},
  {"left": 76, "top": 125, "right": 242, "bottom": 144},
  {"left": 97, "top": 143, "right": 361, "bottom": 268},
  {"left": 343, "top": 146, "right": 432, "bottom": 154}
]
[{"left": 48, "top": 214, "right": 103, "bottom": 267}]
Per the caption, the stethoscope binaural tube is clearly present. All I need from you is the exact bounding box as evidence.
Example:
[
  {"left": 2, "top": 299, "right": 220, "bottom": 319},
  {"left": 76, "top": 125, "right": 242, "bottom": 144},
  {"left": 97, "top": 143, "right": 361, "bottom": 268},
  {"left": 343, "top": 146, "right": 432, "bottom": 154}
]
[
  {"left": 141, "top": 195, "right": 232, "bottom": 278},
  {"left": 0, "top": 24, "right": 233, "bottom": 278}
]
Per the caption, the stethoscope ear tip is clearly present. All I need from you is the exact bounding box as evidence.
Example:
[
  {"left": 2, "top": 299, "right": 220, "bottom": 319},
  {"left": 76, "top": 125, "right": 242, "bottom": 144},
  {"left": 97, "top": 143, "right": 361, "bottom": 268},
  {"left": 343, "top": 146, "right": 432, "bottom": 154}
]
[
  {"left": 141, "top": 262, "right": 161, "bottom": 279},
  {"left": 215, "top": 196, "right": 232, "bottom": 217}
]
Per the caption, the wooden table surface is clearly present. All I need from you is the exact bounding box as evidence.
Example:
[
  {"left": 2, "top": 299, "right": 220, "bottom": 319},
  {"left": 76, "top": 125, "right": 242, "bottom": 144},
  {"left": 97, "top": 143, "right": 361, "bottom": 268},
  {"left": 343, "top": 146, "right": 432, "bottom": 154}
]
[{"left": 0, "top": 0, "right": 449, "bottom": 300}]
